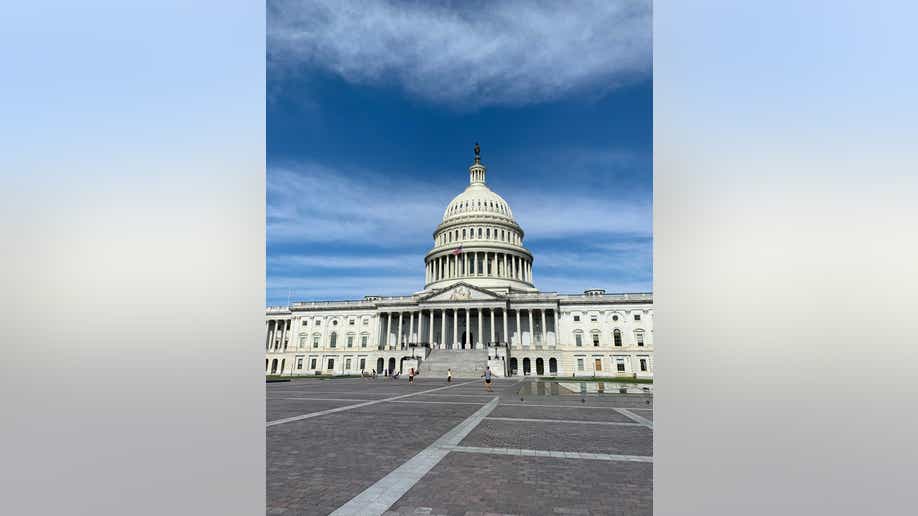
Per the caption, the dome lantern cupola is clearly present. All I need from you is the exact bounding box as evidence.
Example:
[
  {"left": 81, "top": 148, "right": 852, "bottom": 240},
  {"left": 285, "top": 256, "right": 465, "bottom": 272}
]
[{"left": 469, "top": 142, "right": 486, "bottom": 185}]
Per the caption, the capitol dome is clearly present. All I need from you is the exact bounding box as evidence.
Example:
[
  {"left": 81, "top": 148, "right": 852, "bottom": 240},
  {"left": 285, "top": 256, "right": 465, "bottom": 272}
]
[{"left": 424, "top": 146, "right": 536, "bottom": 293}]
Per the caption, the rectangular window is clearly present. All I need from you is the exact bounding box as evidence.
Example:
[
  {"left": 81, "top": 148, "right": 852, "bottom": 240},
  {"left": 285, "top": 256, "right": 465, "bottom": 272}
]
[
  {"left": 590, "top": 314, "right": 598, "bottom": 322},
  {"left": 313, "top": 336, "right": 319, "bottom": 348},
  {"left": 345, "top": 358, "right": 352, "bottom": 370},
  {"left": 296, "top": 357, "right": 303, "bottom": 370},
  {"left": 592, "top": 334, "right": 599, "bottom": 346},
  {"left": 616, "top": 359, "right": 626, "bottom": 372},
  {"left": 594, "top": 358, "right": 603, "bottom": 371},
  {"left": 573, "top": 315, "right": 580, "bottom": 322},
  {"left": 359, "top": 358, "right": 366, "bottom": 370},
  {"left": 640, "top": 359, "right": 647, "bottom": 372},
  {"left": 302, "top": 320, "right": 308, "bottom": 327},
  {"left": 310, "top": 358, "right": 317, "bottom": 370},
  {"left": 299, "top": 336, "right": 305, "bottom": 349},
  {"left": 634, "top": 314, "right": 641, "bottom": 321},
  {"left": 577, "top": 358, "right": 584, "bottom": 371},
  {"left": 575, "top": 334, "right": 582, "bottom": 347},
  {"left": 347, "top": 336, "right": 353, "bottom": 348},
  {"left": 349, "top": 319, "right": 355, "bottom": 325},
  {"left": 327, "top": 358, "right": 334, "bottom": 370},
  {"left": 637, "top": 333, "right": 644, "bottom": 346},
  {"left": 361, "top": 335, "right": 367, "bottom": 348}
]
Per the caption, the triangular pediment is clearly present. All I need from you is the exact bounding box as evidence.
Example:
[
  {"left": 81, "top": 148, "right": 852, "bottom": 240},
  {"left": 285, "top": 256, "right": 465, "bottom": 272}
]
[{"left": 420, "top": 282, "right": 505, "bottom": 302}]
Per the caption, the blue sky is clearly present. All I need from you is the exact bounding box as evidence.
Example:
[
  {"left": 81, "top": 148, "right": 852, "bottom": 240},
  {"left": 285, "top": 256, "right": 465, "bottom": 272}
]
[{"left": 267, "top": 0, "right": 652, "bottom": 306}]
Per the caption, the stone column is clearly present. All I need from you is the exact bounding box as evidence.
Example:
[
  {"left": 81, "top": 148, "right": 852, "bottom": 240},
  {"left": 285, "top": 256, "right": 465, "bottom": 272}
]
[
  {"left": 428, "top": 310, "right": 434, "bottom": 346},
  {"left": 409, "top": 311, "right": 415, "bottom": 345},
  {"left": 465, "top": 308, "right": 470, "bottom": 350},
  {"left": 440, "top": 309, "right": 446, "bottom": 349},
  {"left": 553, "top": 309, "right": 559, "bottom": 347},
  {"left": 477, "top": 307, "right": 483, "bottom": 349},
  {"left": 502, "top": 309, "right": 508, "bottom": 347},
  {"left": 397, "top": 312, "right": 404, "bottom": 349},
  {"left": 265, "top": 321, "right": 271, "bottom": 350},
  {"left": 453, "top": 308, "right": 458, "bottom": 350},
  {"left": 541, "top": 309, "right": 547, "bottom": 346},
  {"left": 515, "top": 309, "right": 522, "bottom": 347},
  {"left": 527, "top": 309, "right": 534, "bottom": 347},
  {"left": 489, "top": 308, "right": 495, "bottom": 344}
]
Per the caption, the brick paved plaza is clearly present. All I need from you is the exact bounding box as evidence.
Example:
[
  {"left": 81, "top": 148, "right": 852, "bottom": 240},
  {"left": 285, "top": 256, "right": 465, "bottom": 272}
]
[{"left": 267, "top": 377, "right": 653, "bottom": 516}]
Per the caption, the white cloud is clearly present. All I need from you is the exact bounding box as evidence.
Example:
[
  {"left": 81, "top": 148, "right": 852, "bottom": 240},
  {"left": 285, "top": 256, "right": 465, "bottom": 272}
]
[
  {"left": 267, "top": 162, "right": 650, "bottom": 246},
  {"left": 267, "top": 274, "right": 422, "bottom": 301},
  {"left": 267, "top": 163, "right": 448, "bottom": 245},
  {"left": 268, "top": 253, "right": 422, "bottom": 271},
  {"left": 268, "top": 0, "right": 651, "bottom": 107}
]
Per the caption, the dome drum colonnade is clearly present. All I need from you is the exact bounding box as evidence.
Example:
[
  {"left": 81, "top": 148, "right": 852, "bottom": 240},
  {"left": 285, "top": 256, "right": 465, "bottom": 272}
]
[{"left": 424, "top": 150, "right": 535, "bottom": 291}]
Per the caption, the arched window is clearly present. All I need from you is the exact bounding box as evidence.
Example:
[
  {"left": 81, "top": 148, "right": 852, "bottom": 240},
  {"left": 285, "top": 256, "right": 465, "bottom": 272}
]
[
  {"left": 329, "top": 332, "right": 337, "bottom": 348},
  {"left": 549, "top": 357, "right": 558, "bottom": 375},
  {"left": 478, "top": 227, "right": 482, "bottom": 238},
  {"left": 486, "top": 228, "right": 490, "bottom": 239},
  {"left": 462, "top": 228, "right": 466, "bottom": 239},
  {"left": 613, "top": 329, "right": 622, "bottom": 347}
]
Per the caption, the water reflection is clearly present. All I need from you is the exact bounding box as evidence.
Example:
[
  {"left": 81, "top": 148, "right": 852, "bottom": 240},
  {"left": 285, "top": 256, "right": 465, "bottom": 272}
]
[{"left": 517, "top": 381, "right": 653, "bottom": 396}]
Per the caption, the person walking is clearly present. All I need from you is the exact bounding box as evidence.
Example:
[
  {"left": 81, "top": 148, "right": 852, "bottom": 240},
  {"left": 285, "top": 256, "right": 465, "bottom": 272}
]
[
  {"left": 408, "top": 367, "right": 415, "bottom": 384},
  {"left": 482, "top": 366, "right": 493, "bottom": 392},
  {"left": 447, "top": 368, "right": 452, "bottom": 383}
]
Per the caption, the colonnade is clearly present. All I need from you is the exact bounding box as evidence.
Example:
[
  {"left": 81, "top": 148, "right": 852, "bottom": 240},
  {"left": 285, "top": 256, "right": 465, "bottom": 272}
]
[
  {"left": 265, "top": 319, "right": 291, "bottom": 352},
  {"left": 375, "top": 307, "right": 558, "bottom": 350},
  {"left": 426, "top": 251, "right": 531, "bottom": 284}
]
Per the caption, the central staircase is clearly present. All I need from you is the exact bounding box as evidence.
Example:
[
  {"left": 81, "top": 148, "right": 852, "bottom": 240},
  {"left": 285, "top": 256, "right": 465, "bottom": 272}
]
[{"left": 420, "top": 349, "right": 488, "bottom": 378}]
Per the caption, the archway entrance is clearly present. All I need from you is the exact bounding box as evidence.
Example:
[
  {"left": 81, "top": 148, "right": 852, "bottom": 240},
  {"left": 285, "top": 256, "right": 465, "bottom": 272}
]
[
  {"left": 376, "top": 357, "right": 384, "bottom": 373},
  {"left": 549, "top": 357, "right": 558, "bottom": 375},
  {"left": 523, "top": 358, "right": 531, "bottom": 376},
  {"left": 387, "top": 357, "right": 396, "bottom": 375},
  {"left": 536, "top": 357, "right": 544, "bottom": 375},
  {"left": 271, "top": 358, "right": 278, "bottom": 374},
  {"left": 460, "top": 331, "right": 474, "bottom": 349},
  {"left": 509, "top": 357, "right": 518, "bottom": 376}
]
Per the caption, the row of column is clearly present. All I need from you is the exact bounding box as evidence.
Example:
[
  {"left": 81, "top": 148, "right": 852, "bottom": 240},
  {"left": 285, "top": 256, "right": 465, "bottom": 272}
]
[
  {"left": 511, "top": 308, "right": 558, "bottom": 347},
  {"left": 265, "top": 319, "right": 291, "bottom": 351},
  {"left": 426, "top": 251, "right": 531, "bottom": 284},
  {"left": 375, "top": 307, "right": 558, "bottom": 349},
  {"left": 377, "top": 308, "right": 510, "bottom": 350}
]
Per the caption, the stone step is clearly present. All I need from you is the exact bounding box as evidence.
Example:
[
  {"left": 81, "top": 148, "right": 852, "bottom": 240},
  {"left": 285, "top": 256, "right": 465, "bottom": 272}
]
[{"left": 420, "top": 349, "right": 489, "bottom": 378}]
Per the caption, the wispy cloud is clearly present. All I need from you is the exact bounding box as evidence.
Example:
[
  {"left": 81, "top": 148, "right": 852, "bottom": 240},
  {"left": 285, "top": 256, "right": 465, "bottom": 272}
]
[
  {"left": 268, "top": 0, "right": 651, "bottom": 108},
  {"left": 267, "top": 274, "right": 422, "bottom": 303},
  {"left": 268, "top": 254, "right": 421, "bottom": 271},
  {"left": 268, "top": 161, "right": 650, "bottom": 245}
]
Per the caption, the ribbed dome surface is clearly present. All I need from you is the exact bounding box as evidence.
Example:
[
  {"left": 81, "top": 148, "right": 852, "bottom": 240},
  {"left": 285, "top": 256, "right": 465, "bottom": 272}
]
[{"left": 442, "top": 184, "right": 514, "bottom": 222}]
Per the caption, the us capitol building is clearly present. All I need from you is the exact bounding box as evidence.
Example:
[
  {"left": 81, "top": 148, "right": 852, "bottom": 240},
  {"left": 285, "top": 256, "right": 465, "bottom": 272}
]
[{"left": 265, "top": 147, "right": 653, "bottom": 378}]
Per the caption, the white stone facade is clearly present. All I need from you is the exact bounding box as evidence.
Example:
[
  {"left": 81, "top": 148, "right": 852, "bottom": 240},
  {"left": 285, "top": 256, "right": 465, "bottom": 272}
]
[{"left": 266, "top": 149, "right": 653, "bottom": 378}]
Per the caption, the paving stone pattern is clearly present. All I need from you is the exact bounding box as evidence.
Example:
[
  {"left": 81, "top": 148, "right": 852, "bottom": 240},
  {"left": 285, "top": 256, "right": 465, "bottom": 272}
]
[
  {"left": 267, "top": 377, "right": 652, "bottom": 515},
  {"left": 386, "top": 453, "right": 652, "bottom": 516}
]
